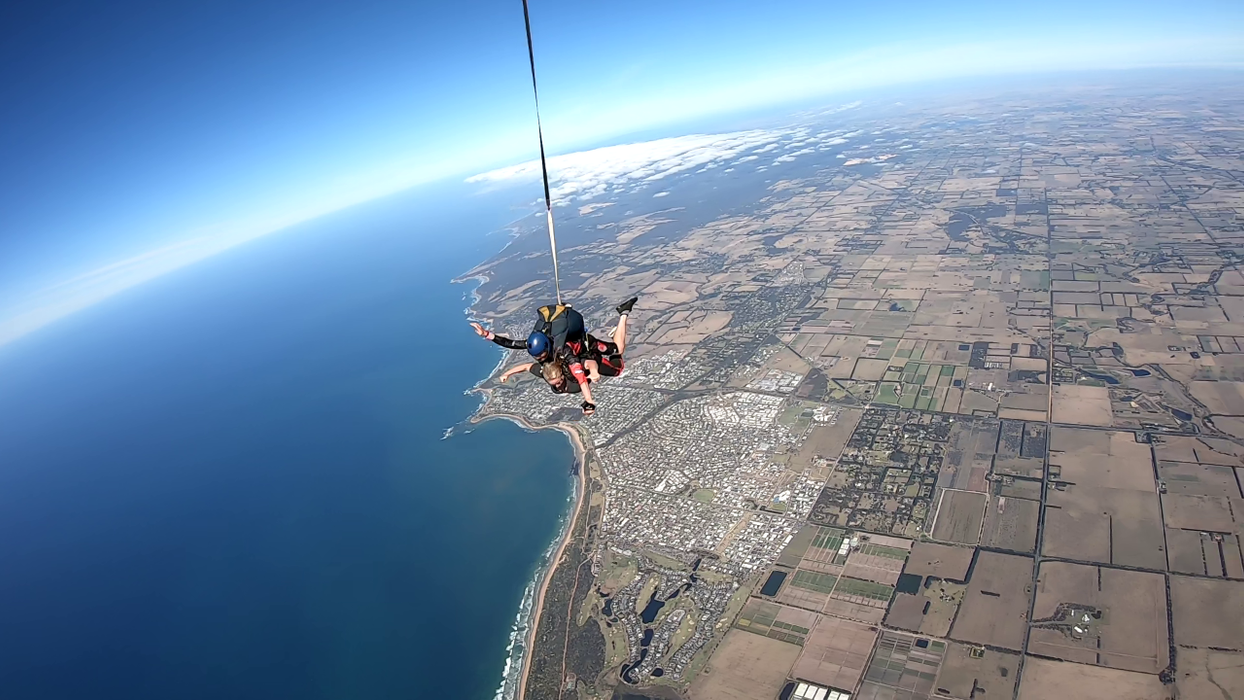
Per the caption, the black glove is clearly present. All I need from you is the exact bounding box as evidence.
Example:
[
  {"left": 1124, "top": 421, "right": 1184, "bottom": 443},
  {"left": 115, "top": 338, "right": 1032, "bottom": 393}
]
[{"left": 581, "top": 401, "right": 596, "bottom": 415}]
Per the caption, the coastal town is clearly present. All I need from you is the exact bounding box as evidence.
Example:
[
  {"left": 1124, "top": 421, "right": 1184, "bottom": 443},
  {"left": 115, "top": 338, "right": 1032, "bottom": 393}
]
[{"left": 464, "top": 84, "right": 1244, "bottom": 700}]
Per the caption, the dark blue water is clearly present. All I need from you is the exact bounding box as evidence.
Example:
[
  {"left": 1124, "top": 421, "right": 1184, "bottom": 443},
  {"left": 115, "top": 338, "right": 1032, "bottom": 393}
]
[
  {"left": 0, "top": 182, "right": 572, "bottom": 700},
  {"left": 759, "top": 570, "right": 787, "bottom": 596}
]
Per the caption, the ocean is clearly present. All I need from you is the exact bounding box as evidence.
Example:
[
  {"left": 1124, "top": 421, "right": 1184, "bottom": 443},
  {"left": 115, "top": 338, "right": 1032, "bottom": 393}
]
[{"left": 0, "top": 181, "right": 572, "bottom": 700}]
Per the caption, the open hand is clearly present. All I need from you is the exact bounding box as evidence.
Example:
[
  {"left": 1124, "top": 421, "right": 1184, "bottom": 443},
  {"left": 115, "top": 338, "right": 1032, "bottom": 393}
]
[{"left": 470, "top": 322, "right": 488, "bottom": 338}]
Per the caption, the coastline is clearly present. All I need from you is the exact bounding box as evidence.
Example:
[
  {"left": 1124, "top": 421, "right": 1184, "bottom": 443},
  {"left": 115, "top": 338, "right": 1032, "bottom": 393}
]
[
  {"left": 475, "top": 409, "right": 588, "bottom": 700},
  {"left": 453, "top": 245, "right": 588, "bottom": 700}
]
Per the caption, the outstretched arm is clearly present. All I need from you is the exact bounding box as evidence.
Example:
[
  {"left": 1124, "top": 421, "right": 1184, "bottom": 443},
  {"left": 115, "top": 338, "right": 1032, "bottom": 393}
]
[
  {"left": 471, "top": 321, "right": 525, "bottom": 350},
  {"left": 499, "top": 362, "right": 535, "bottom": 383}
]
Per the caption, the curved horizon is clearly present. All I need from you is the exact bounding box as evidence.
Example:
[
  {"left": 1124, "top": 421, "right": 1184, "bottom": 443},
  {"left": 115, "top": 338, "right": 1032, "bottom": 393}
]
[{"left": 2, "top": 0, "right": 1242, "bottom": 347}]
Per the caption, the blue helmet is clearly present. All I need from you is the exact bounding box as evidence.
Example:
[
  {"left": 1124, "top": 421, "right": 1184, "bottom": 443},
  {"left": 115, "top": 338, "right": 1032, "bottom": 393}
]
[{"left": 526, "top": 331, "right": 551, "bottom": 358}]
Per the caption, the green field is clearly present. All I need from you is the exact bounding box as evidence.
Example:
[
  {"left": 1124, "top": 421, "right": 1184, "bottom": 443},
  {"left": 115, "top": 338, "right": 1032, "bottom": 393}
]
[
  {"left": 736, "top": 600, "right": 809, "bottom": 645},
  {"left": 772, "top": 620, "right": 810, "bottom": 635},
  {"left": 811, "top": 528, "right": 846, "bottom": 550},
  {"left": 876, "top": 382, "right": 901, "bottom": 405},
  {"left": 790, "top": 570, "right": 839, "bottom": 594},
  {"left": 875, "top": 360, "right": 968, "bottom": 412},
  {"left": 860, "top": 543, "right": 910, "bottom": 560},
  {"left": 737, "top": 600, "right": 779, "bottom": 629},
  {"left": 832, "top": 577, "right": 895, "bottom": 601}
]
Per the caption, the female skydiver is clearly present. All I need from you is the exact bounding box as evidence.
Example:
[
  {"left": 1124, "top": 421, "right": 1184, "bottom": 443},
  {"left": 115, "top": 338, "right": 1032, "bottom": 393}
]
[{"left": 499, "top": 358, "right": 583, "bottom": 396}]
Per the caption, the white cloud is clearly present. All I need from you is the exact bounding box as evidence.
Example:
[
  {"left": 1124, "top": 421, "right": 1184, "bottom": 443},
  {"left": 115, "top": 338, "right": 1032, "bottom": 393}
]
[
  {"left": 465, "top": 126, "right": 854, "bottom": 204},
  {"left": 465, "top": 123, "right": 873, "bottom": 209}
]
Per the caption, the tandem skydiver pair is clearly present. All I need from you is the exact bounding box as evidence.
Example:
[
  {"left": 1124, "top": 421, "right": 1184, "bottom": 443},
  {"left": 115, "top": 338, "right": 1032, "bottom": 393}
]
[{"left": 470, "top": 296, "right": 637, "bottom": 415}]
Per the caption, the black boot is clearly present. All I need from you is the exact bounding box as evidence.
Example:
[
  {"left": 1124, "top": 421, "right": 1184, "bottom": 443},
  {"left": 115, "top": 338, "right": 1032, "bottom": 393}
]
[{"left": 616, "top": 296, "right": 638, "bottom": 315}]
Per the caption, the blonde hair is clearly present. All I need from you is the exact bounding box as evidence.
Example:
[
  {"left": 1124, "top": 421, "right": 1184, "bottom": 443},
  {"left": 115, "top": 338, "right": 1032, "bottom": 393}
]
[{"left": 541, "top": 362, "right": 565, "bottom": 383}]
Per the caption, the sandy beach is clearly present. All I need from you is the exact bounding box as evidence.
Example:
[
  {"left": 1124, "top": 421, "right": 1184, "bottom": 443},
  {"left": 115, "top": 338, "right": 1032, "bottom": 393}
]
[{"left": 474, "top": 409, "right": 589, "bottom": 700}]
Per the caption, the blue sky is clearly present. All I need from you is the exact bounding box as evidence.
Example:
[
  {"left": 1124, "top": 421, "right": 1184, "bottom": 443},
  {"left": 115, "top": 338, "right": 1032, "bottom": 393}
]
[{"left": 1, "top": 0, "right": 1242, "bottom": 343}]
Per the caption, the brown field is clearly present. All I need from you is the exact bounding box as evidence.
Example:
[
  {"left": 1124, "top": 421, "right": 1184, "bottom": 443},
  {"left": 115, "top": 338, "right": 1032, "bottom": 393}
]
[
  {"left": 940, "top": 419, "right": 999, "bottom": 492},
  {"left": 932, "top": 490, "right": 988, "bottom": 544},
  {"left": 998, "top": 407, "right": 1048, "bottom": 422},
  {"left": 1189, "top": 380, "right": 1244, "bottom": 415},
  {"left": 734, "top": 600, "right": 819, "bottom": 646},
  {"left": 822, "top": 598, "right": 886, "bottom": 624},
  {"left": 637, "top": 279, "right": 701, "bottom": 309},
  {"left": 1028, "top": 562, "right": 1169, "bottom": 674},
  {"left": 1042, "top": 487, "right": 1165, "bottom": 569},
  {"left": 776, "top": 581, "right": 830, "bottom": 612},
  {"left": 997, "top": 476, "right": 1044, "bottom": 500},
  {"left": 1155, "top": 460, "right": 1239, "bottom": 497},
  {"left": 1048, "top": 428, "right": 1154, "bottom": 490},
  {"left": 843, "top": 539, "right": 912, "bottom": 585},
  {"left": 1018, "top": 656, "right": 1173, "bottom": 700},
  {"left": 791, "top": 615, "right": 878, "bottom": 690},
  {"left": 648, "top": 310, "right": 733, "bottom": 346},
  {"left": 950, "top": 551, "right": 1034, "bottom": 650},
  {"left": 1176, "top": 648, "right": 1244, "bottom": 700},
  {"left": 959, "top": 389, "right": 1000, "bottom": 415},
  {"left": 843, "top": 555, "right": 905, "bottom": 586},
  {"left": 934, "top": 643, "right": 1020, "bottom": 700},
  {"left": 1170, "top": 576, "right": 1244, "bottom": 649},
  {"left": 884, "top": 579, "right": 965, "bottom": 637},
  {"left": 982, "top": 496, "right": 1040, "bottom": 553},
  {"left": 796, "top": 556, "right": 848, "bottom": 579},
  {"left": 1162, "top": 493, "right": 1236, "bottom": 532},
  {"left": 1012, "top": 356, "right": 1047, "bottom": 372},
  {"left": 789, "top": 409, "right": 864, "bottom": 475},
  {"left": 1153, "top": 435, "right": 1244, "bottom": 467},
  {"left": 993, "top": 456, "right": 1045, "bottom": 479},
  {"left": 1051, "top": 384, "right": 1113, "bottom": 426},
  {"left": 905, "top": 542, "right": 974, "bottom": 581},
  {"left": 1165, "top": 528, "right": 1212, "bottom": 576},
  {"left": 690, "top": 628, "right": 801, "bottom": 700},
  {"left": 884, "top": 593, "right": 926, "bottom": 631},
  {"left": 1228, "top": 536, "right": 1244, "bottom": 578},
  {"left": 765, "top": 345, "right": 817, "bottom": 374},
  {"left": 852, "top": 357, "right": 891, "bottom": 381},
  {"left": 1042, "top": 431, "right": 1165, "bottom": 569},
  {"left": 1000, "top": 386, "right": 1049, "bottom": 421},
  {"left": 775, "top": 528, "right": 817, "bottom": 569},
  {"left": 1212, "top": 415, "right": 1244, "bottom": 439}
]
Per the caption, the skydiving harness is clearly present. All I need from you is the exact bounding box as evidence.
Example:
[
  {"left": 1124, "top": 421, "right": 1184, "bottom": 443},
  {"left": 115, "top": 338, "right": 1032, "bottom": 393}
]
[
  {"left": 520, "top": 0, "right": 563, "bottom": 304},
  {"left": 535, "top": 303, "right": 584, "bottom": 351}
]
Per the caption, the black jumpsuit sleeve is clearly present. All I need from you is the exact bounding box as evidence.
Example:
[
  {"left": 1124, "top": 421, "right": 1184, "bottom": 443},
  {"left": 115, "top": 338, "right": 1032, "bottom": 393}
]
[{"left": 490, "top": 334, "right": 527, "bottom": 350}]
